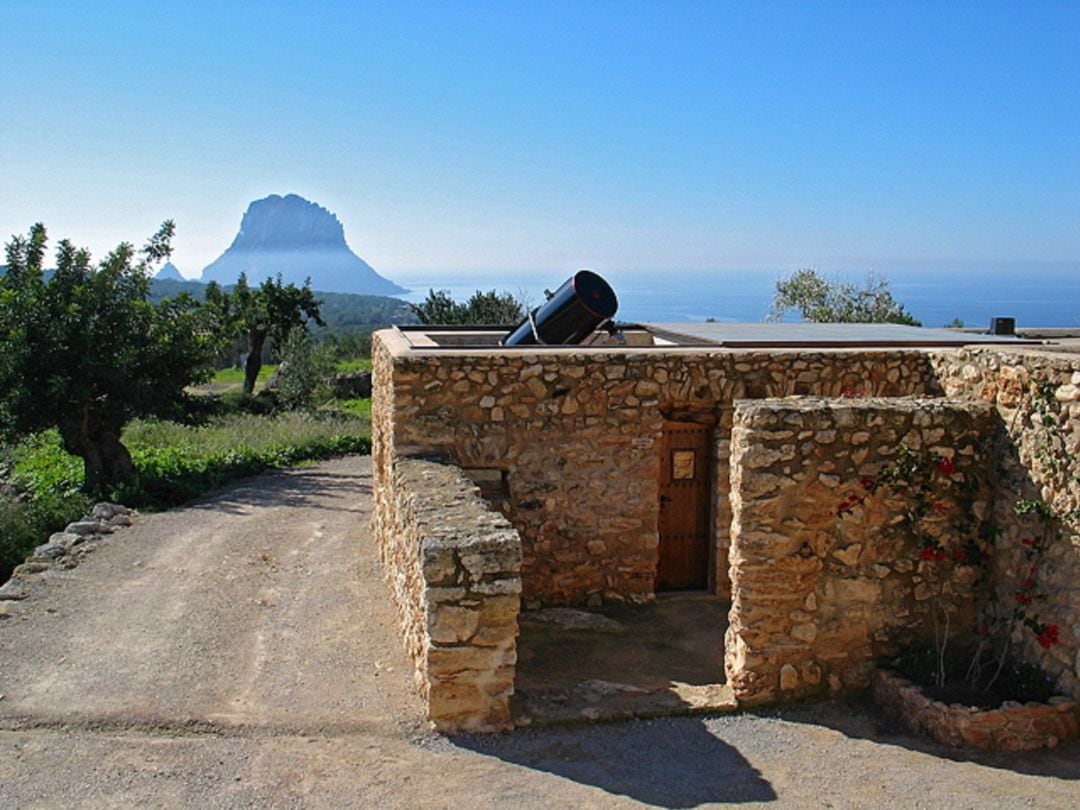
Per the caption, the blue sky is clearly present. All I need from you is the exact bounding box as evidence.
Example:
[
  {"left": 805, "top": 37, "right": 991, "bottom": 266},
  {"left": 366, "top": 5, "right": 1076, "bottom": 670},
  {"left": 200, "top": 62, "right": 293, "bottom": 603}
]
[{"left": 2, "top": 0, "right": 1078, "bottom": 279}]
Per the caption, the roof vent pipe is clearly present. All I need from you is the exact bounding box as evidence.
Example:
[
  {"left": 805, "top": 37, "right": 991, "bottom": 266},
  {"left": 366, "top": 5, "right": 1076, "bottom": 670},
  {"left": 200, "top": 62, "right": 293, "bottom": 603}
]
[{"left": 500, "top": 270, "right": 618, "bottom": 346}]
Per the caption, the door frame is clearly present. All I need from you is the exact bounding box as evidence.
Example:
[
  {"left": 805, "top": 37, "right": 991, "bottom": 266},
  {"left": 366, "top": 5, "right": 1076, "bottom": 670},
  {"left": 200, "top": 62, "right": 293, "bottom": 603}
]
[{"left": 655, "top": 412, "right": 717, "bottom": 593}]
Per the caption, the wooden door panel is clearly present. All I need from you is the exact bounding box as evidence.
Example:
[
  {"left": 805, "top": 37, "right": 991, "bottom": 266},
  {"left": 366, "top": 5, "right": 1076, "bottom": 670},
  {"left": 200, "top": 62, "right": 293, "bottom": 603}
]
[{"left": 656, "top": 421, "right": 710, "bottom": 591}]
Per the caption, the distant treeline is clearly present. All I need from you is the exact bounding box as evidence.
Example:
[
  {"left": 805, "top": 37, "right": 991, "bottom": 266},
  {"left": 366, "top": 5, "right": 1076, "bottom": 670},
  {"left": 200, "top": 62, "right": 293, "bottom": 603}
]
[{"left": 147, "top": 278, "right": 419, "bottom": 337}]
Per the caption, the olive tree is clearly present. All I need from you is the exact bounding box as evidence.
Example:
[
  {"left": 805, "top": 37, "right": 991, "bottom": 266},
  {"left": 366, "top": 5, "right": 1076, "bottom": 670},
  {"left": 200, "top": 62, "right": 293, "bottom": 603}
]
[
  {"left": 0, "top": 222, "right": 218, "bottom": 493},
  {"left": 204, "top": 273, "right": 324, "bottom": 395},
  {"left": 411, "top": 288, "right": 525, "bottom": 325},
  {"left": 768, "top": 269, "right": 920, "bottom": 325}
]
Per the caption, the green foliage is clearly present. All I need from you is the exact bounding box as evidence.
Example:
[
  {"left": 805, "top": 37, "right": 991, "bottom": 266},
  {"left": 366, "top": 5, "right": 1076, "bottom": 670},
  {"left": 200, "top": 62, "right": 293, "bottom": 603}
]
[
  {"left": 411, "top": 289, "right": 463, "bottom": 324},
  {"left": 204, "top": 273, "right": 324, "bottom": 395},
  {"left": 411, "top": 288, "right": 526, "bottom": 325},
  {"left": 116, "top": 412, "right": 369, "bottom": 507},
  {"left": 0, "top": 223, "right": 220, "bottom": 492},
  {"left": 319, "top": 330, "right": 372, "bottom": 360},
  {"left": 0, "top": 432, "right": 91, "bottom": 579},
  {"left": 325, "top": 397, "right": 372, "bottom": 419},
  {"left": 0, "top": 408, "right": 371, "bottom": 577},
  {"left": 8, "top": 430, "right": 84, "bottom": 496},
  {"left": 312, "top": 290, "right": 417, "bottom": 332},
  {"left": 275, "top": 328, "right": 336, "bottom": 411},
  {"left": 0, "top": 489, "right": 91, "bottom": 583},
  {"left": 149, "top": 279, "right": 415, "bottom": 359},
  {"left": 333, "top": 357, "right": 372, "bottom": 373},
  {"left": 210, "top": 365, "right": 276, "bottom": 386},
  {"left": 768, "top": 269, "right": 920, "bottom": 325}
]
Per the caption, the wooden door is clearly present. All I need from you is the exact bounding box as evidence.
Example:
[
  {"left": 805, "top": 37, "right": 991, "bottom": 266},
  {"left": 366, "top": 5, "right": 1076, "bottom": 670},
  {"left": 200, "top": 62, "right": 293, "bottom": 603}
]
[{"left": 656, "top": 421, "right": 711, "bottom": 591}]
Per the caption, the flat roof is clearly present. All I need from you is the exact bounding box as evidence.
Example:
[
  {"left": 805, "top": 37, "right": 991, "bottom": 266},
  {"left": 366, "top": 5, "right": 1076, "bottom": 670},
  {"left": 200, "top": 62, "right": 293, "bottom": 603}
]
[
  {"left": 387, "top": 322, "right": 1045, "bottom": 352},
  {"left": 642, "top": 322, "right": 1039, "bottom": 348}
]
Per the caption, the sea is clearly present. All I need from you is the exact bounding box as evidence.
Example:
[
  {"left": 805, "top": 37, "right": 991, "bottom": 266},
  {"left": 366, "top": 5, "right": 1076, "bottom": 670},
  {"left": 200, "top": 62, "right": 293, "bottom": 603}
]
[{"left": 392, "top": 263, "right": 1080, "bottom": 329}]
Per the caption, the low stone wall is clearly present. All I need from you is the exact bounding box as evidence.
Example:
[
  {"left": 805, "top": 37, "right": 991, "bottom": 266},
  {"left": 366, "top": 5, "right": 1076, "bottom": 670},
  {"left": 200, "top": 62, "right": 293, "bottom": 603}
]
[
  {"left": 372, "top": 457, "right": 522, "bottom": 732},
  {"left": 872, "top": 669, "right": 1080, "bottom": 750},
  {"left": 0, "top": 503, "right": 134, "bottom": 606},
  {"left": 726, "top": 397, "right": 995, "bottom": 704},
  {"left": 932, "top": 348, "right": 1080, "bottom": 700}
]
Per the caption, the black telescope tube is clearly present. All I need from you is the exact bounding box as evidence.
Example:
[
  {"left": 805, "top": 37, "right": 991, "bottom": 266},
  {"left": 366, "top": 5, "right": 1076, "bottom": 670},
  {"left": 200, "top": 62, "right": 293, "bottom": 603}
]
[{"left": 500, "top": 270, "right": 618, "bottom": 346}]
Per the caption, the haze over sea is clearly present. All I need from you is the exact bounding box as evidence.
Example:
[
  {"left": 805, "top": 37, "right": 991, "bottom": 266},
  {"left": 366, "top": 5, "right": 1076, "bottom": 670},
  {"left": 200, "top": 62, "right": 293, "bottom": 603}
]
[{"left": 396, "top": 264, "right": 1079, "bottom": 330}]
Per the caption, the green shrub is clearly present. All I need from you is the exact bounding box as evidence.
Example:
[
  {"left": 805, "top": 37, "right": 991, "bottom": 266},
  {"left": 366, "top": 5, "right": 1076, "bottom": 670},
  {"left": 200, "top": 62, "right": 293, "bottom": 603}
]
[
  {"left": 276, "top": 328, "right": 335, "bottom": 411},
  {"left": 0, "top": 490, "right": 93, "bottom": 582},
  {"left": 0, "top": 432, "right": 92, "bottom": 580},
  {"left": 9, "top": 431, "right": 84, "bottom": 496}
]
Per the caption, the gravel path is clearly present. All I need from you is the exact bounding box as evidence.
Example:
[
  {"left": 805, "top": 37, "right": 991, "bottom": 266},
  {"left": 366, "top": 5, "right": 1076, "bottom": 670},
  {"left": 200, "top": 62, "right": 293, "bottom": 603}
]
[{"left": 1, "top": 455, "right": 1078, "bottom": 808}]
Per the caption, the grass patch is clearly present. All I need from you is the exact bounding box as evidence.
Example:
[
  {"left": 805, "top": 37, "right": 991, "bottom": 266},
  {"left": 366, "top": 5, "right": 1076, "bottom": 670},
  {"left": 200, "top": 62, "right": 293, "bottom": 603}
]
[
  {"left": 118, "top": 410, "right": 371, "bottom": 508},
  {"left": 210, "top": 365, "right": 278, "bottom": 386},
  {"left": 334, "top": 358, "right": 372, "bottom": 372},
  {"left": 324, "top": 397, "right": 372, "bottom": 419},
  {"left": 0, "top": 404, "right": 371, "bottom": 580}
]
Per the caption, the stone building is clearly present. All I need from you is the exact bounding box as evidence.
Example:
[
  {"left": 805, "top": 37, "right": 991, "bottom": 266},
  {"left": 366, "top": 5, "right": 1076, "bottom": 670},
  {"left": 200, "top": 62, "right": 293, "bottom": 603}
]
[{"left": 371, "top": 322, "right": 1080, "bottom": 732}]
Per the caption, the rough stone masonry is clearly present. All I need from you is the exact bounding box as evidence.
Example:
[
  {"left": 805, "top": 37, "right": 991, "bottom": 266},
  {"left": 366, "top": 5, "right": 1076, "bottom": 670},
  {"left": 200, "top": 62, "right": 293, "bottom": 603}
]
[{"left": 371, "top": 327, "right": 1080, "bottom": 731}]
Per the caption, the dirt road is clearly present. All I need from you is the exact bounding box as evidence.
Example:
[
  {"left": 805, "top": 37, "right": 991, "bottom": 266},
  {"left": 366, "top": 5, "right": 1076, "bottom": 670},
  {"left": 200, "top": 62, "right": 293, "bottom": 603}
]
[{"left": 1, "top": 456, "right": 1078, "bottom": 808}]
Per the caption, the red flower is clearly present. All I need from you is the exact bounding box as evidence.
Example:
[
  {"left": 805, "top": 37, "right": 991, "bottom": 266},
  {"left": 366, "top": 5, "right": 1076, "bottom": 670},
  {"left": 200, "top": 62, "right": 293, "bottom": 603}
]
[
  {"left": 936, "top": 457, "right": 957, "bottom": 476},
  {"left": 920, "top": 546, "right": 938, "bottom": 561},
  {"left": 841, "top": 387, "right": 857, "bottom": 398},
  {"left": 931, "top": 501, "right": 949, "bottom": 514},
  {"left": 1021, "top": 537, "right": 1037, "bottom": 547},
  {"left": 859, "top": 477, "right": 875, "bottom": 491},
  {"left": 1023, "top": 577, "right": 1036, "bottom": 589},
  {"left": 1036, "top": 624, "right": 1060, "bottom": 649},
  {"left": 1016, "top": 592, "right": 1033, "bottom": 606}
]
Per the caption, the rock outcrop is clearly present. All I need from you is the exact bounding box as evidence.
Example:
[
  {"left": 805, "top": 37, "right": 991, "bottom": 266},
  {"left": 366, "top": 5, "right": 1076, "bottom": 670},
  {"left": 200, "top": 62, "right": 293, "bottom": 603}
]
[{"left": 200, "top": 194, "right": 406, "bottom": 295}]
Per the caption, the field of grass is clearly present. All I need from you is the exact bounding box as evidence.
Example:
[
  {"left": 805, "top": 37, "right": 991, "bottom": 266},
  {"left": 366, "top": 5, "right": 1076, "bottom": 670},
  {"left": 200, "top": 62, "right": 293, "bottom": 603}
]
[{"left": 1, "top": 402, "right": 372, "bottom": 582}]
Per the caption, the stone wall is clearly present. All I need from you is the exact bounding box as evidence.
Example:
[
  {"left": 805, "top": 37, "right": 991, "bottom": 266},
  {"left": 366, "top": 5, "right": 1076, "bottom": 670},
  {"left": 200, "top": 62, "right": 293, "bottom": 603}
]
[
  {"left": 872, "top": 669, "right": 1080, "bottom": 750},
  {"left": 932, "top": 347, "right": 1080, "bottom": 700},
  {"left": 372, "top": 328, "right": 939, "bottom": 606},
  {"left": 372, "top": 330, "right": 1080, "bottom": 720},
  {"left": 371, "top": 456, "right": 522, "bottom": 732},
  {"left": 725, "top": 397, "right": 996, "bottom": 704}
]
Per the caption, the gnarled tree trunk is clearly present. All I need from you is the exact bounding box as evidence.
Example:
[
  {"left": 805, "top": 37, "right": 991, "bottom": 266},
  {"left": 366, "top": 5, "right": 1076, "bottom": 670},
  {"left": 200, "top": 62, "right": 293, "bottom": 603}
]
[
  {"left": 243, "top": 329, "right": 267, "bottom": 395},
  {"left": 59, "top": 413, "right": 134, "bottom": 495}
]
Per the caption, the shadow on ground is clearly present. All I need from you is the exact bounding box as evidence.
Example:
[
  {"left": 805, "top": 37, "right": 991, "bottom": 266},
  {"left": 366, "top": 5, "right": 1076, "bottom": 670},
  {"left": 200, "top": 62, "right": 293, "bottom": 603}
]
[
  {"left": 513, "top": 598, "right": 734, "bottom": 724},
  {"left": 189, "top": 465, "right": 372, "bottom": 515},
  {"left": 453, "top": 718, "right": 776, "bottom": 807}
]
